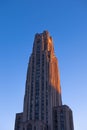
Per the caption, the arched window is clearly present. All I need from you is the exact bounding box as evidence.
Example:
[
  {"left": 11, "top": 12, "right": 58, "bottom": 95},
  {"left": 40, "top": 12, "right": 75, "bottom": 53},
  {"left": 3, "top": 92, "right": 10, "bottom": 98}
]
[{"left": 27, "top": 124, "right": 32, "bottom": 130}]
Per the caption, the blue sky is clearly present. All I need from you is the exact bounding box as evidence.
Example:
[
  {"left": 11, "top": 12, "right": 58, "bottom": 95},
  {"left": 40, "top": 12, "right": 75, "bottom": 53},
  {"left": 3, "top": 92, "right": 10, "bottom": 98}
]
[{"left": 0, "top": 0, "right": 87, "bottom": 130}]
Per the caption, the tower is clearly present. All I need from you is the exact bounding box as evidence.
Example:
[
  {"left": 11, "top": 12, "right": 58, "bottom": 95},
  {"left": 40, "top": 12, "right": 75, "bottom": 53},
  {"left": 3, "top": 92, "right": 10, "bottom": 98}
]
[{"left": 14, "top": 31, "right": 74, "bottom": 130}]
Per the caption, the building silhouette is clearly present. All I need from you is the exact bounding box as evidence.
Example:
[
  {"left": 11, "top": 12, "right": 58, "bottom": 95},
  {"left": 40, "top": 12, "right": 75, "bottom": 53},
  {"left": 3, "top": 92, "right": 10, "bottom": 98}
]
[{"left": 14, "top": 31, "right": 74, "bottom": 130}]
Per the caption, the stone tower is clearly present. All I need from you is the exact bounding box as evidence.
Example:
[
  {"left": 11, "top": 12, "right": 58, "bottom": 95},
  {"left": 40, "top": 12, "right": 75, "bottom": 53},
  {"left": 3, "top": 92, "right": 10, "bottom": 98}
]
[{"left": 14, "top": 31, "right": 74, "bottom": 130}]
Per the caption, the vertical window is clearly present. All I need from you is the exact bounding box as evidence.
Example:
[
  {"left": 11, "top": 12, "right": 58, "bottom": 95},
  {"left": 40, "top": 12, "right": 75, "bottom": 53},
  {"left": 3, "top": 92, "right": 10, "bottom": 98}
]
[
  {"left": 60, "top": 110, "right": 64, "bottom": 130},
  {"left": 53, "top": 109, "right": 58, "bottom": 130},
  {"left": 61, "top": 124, "right": 64, "bottom": 130},
  {"left": 60, "top": 110, "right": 64, "bottom": 122},
  {"left": 27, "top": 124, "right": 32, "bottom": 130},
  {"left": 41, "top": 126, "right": 43, "bottom": 130},
  {"left": 44, "top": 43, "right": 47, "bottom": 50},
  {"left": 34, "top": 126, "right": 36, "bottom": 130}
]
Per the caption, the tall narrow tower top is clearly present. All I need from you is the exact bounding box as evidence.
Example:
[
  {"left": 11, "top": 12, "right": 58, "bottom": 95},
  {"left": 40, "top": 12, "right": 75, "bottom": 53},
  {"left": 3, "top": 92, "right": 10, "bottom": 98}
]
[{"left": 33, "top": 30, "right": 54, "bottom": 54}]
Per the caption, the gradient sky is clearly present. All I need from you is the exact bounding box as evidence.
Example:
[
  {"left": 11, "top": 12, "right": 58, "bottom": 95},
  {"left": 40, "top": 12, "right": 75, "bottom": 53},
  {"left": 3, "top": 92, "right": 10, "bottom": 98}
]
[{"left": 0, "top": 0, "right": 87, "bottom": 130}]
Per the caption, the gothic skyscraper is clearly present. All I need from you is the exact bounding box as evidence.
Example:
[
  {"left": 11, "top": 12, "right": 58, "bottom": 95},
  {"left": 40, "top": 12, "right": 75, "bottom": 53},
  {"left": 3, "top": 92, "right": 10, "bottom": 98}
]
[{"left": 14, "top": 31, "right": 74, "bottom": 130}]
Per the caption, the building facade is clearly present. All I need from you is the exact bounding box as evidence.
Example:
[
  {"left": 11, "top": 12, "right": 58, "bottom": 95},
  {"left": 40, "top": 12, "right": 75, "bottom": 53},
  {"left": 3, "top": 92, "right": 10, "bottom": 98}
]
[{"left": 14, "top": 31, "right": 74, "bottom": 130}]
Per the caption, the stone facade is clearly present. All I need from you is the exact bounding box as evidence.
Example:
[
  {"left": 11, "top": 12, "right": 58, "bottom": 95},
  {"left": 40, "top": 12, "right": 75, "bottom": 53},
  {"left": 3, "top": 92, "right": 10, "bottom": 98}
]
[{"left": 14, "top": 31, "right": 74, "bottom": 130}]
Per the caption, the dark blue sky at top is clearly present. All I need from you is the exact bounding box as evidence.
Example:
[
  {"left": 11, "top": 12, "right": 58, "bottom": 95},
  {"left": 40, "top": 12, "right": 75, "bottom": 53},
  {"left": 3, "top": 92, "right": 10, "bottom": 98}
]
[{"left": 0, "top": 0, "right": 87, "bottom": 130}]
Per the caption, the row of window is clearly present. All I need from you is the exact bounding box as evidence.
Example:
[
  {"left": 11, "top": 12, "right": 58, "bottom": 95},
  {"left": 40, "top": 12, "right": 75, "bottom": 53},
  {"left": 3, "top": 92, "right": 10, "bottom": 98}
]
[
  {"left": 35, "top": 46, "right": 40, "bottom": 120},
  {"left": 30, "top": 56, "right": 35, "bottom": 120},
  {"left": 41, "top": 54, "right": 44, "bottom": 121}
]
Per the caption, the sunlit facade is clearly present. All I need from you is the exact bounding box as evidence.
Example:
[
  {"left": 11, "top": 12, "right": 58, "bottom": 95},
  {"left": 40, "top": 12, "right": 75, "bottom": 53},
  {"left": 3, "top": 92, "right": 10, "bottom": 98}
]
[{"left": 14, "top": 31, "right": 74, "bottom": 130}]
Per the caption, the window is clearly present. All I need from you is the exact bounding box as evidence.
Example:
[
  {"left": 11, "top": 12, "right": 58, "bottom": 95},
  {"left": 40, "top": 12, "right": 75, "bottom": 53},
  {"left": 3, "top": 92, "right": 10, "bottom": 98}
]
[
  {"left": 34, "top": 126, "right": 36, "bottom": 130},
  {"left": 61, "top": 124, "right": 64, "bottom": 130},
  {"left": 37, "top": 39, "right": 40, "bottom": 43},
  {"left": 27, "top": 124, "right": 32, "bottom": 130},
  {"left": 44, "top": 43, "right": 47, "bottom": 50},
  {"left": 60, "top": 110, "right": 64, "bottom": 122},
  {"left": 41, "top": 126, "right": 43, "bottom": 130},
  {"left": 53, "top": 110, "right": 58, "bottom": 130},
  {"left": 36, "top": 44, "right": 40, "bottom": 53}
]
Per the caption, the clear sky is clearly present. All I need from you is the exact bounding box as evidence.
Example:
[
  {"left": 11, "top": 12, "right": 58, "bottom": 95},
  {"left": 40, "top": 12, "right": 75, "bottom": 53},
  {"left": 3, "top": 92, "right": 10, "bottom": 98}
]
[{"left": 0, "top": 0, "right": 87, "bottom": 130}]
